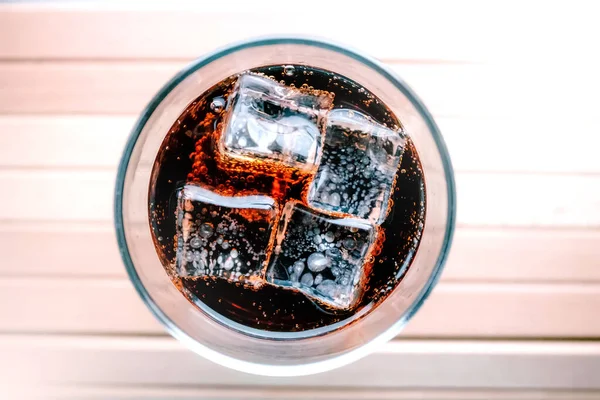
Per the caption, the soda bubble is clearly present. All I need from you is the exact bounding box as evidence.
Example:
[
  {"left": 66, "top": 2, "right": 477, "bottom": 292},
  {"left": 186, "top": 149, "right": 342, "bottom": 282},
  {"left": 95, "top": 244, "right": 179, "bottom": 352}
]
[
  {"left": 190, "top": 236, "right": 202, "bottom": 249},
  {"left": 342, "top": 237, "right": 356, "bottom": 250},
  {"left": 324, "top": 231, "right": 335, "bottom": 243},
  {"left": 314, "top": 274, "right": 323, "bottom": 285},
  {"left": 300, "top": 272, "right": 314, "bottom": 286},
  {"left": 284, "top": 65, "right": 296, "bottom": 76},
  {"left": 307, "top": 252, "right": 330, "bottom": 272},
  {"left": 293, "top": 260, "right": 305, "bottom": 275},
  {"left": 223, "top": 257, "right": 235, "bottom": 270},
  {"left": 210, "top": 96, "right": 225, "bottom": 113},
  {"left": 198, "top": 223, "right": 214, "bottom": 238}
]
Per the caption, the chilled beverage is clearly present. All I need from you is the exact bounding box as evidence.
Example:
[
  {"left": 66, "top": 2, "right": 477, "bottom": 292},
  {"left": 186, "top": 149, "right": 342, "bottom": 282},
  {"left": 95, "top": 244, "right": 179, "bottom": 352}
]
[{"left": 148, "top": 64, "right": 426, "bottom": 333}]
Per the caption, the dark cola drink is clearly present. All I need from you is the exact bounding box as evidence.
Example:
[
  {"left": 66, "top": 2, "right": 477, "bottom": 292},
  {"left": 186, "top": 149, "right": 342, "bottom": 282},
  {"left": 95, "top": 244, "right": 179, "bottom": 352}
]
[{"left": 149, "top": 65, "right": 425, "bottom": 333}]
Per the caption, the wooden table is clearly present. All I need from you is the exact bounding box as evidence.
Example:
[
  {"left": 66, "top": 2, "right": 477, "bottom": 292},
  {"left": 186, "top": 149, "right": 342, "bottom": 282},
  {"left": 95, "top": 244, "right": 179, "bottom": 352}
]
[{"left": 1, "top": 2, "right": 599, "bottom": 398}]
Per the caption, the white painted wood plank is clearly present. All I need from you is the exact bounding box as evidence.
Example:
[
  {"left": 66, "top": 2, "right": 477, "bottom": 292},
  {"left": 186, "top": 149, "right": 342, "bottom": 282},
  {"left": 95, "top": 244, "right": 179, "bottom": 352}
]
[
  {"left": 1, "top": 2, "right": 597, "bottom": 64},
  {"left": 2, "top": 334, "right": 600, "bottom": 389},
  {"left": 0, "top": 278, "right": 156, "bottom": 334},
  {"left": 2, "top": 3, "right": 599, "bottom": 395},
  {"left": 1, "top": 115, "right": 596, "bottom": 174},
  {"left": 455, "top": 173, "right": 600, "bottom": 227},
  {"left": 2, "top": 222, "right": 599, "bottom": 283},
  {"left": 405, "top": 282, "right": 600, "bottom": 337},
  {"left": 0, "top": 170, "right": 114, "bottom": 222},
  {"left": 0, "top": 62, "right": 448, "bottom": 116},
  {"left": 439, "top": 117, "right": 600, "bottom": 174},
  {"left": 1, "top": 62, "right": 598, "bottom": 119},
  {"left": 0, "top": 62, "right": 174, "bottom": 116},
  {"left": 0, "top": 222, "right": 122, "bottom": 278},
  {"left": 0, "top": 116, "right": 130, "bottom": 168},
  {"left": 15, "top": 386, "right": 600, "bottom": 400},
  {"left": 443, "top": 228, "right": 600, "bottom": 282},
  {"left": 1, "top": 170, "right": 598, "bottom": 227},
  {"left": 3, "top": 277, "right": 600, "bottom": 337}
]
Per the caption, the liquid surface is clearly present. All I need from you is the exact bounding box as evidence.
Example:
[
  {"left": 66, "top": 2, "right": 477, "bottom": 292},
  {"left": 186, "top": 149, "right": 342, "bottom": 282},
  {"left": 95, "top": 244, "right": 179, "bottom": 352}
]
[{"left": 149, "top": 65, "right": 425, "bottom": 333}]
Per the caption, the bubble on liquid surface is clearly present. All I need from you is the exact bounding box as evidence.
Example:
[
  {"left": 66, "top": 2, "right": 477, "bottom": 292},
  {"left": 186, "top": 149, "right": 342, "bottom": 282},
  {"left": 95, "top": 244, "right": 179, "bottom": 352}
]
[
  {"left": 283, "top": 65, "right": 295, "bottom": 76},
  {"left": 210, "top": 96, "right": 225, "bottom": 113}
]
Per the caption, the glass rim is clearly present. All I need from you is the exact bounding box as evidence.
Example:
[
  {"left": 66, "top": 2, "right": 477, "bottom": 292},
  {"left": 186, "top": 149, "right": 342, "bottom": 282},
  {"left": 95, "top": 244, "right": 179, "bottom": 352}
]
[{"left": 114, "top": 35, "right": 457, "bottom": 376}]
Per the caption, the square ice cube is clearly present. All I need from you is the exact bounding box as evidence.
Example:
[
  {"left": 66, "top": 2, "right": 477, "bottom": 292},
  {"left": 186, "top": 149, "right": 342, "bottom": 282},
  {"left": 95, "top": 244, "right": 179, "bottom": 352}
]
[
  {"left": 176, "top": 184, "right": 277, "bottom": 287},
  {"left": 221, "top": 73, "right": 333, "bottom": 169},
  {"left": 308, "top": 109, "right": 406, "bottom": 224},
  {"left": 266, "top": 202, "right": 376, "bottom": 309}
]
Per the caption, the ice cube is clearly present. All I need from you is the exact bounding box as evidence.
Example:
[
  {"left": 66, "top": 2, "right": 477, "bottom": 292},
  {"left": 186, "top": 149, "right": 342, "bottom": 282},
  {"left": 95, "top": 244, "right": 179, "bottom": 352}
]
[
  {"left": 266, "top": 202, "right": 376, "bottom": 309},
  {"left": 308, "top": 109, "right": 406, "bottom": 224},
  {"left": 175, "top": 184, "right": 277, "bottom": 287},
  {"left": 221, "top": 73, "right": 333, "bottom": 169}
]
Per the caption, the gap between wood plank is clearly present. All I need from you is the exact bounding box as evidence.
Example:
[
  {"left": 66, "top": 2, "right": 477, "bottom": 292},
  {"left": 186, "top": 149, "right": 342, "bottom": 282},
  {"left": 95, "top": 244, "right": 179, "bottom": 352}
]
[
  {"left": 14, "top": 386, "right": 600, "bottom": 400},
  {"left": 4, "top": 333, "right": 600, "bottom": 355}
]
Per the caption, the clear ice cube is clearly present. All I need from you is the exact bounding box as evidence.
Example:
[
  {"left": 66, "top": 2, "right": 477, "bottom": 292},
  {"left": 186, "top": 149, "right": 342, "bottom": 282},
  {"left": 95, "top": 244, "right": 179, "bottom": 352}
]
[
  {"left": 221, "top": 73, "right": 333, "bottom": 169},
  {"left": 308, "top": 109, "right": 406, "bottom": 224},
  {"left": 176, "top": 184, "right": 277, "bottom": 286},
  {"left": 266, "top": 202, "right": 376, "bottom": 309}
]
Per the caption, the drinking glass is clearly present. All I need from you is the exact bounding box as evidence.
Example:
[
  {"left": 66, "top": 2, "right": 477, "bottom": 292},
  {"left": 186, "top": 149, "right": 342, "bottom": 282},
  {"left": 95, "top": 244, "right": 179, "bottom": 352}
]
[{"left": 114, "top": 37, "right": 456, "bottom": 376}]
